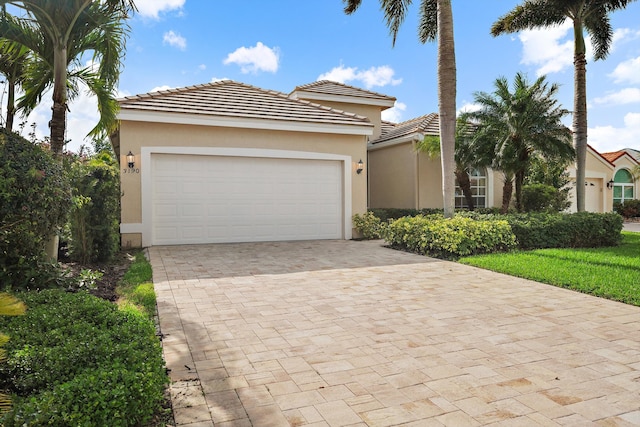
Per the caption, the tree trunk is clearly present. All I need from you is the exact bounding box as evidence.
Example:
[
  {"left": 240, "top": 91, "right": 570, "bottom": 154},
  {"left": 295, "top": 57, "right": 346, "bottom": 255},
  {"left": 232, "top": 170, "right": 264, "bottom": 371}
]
[
  {"left": 50, "top": 44, "right": 68, "bottom": 155},
  {"left": 573, "top": 24, "right": 587, "bottom": 212},
  {"left": 515, "top": 168, "right": 525, "bottom": 212},
  {"left": 455, "top": 169, "right": 474, "bottom": 210},
  {"left": 501, "top": 176, "right": 513, "bottom": 214},
  {"left": 6, "top": 75, "right": 15, "bottom": 131},
  {"left": 437, "top": 0, "right": 456, "bottom": 218}
]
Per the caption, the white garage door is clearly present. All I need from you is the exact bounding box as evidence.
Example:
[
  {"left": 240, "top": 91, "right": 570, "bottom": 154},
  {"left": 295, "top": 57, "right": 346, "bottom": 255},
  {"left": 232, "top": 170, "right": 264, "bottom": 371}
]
[{"left": 151, "top": 154, "right": 344, "bottom": 245}]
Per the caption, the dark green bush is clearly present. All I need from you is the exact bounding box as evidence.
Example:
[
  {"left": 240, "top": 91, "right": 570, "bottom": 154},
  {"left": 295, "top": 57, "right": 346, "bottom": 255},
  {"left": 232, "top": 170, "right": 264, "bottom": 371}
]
[
  {"left": 0, "top": 290, "right": 167, "bottom": 426},
  {"left": 384, "top": 214, "right": 517, "bottom": 259},
  {"left": 353, "top": 212, "right": 385, "bottom": 239},
  {"left": 503, "top": 212, "right": 623, "bottom": 249},
  {"left": 66, "top": 151, "right": 121, "bottom": 263},
  {"left": 0, "top": 129, "right": 71, "bottom": 290},
  {"left": 369, "top": 207, "right": 443, "bottom": 222},
  {"left": 522, "top": 183, "right": 570, "bottom": 212},
  {"left": 614, "top": 199, "right": 640, "bottom": 218}
]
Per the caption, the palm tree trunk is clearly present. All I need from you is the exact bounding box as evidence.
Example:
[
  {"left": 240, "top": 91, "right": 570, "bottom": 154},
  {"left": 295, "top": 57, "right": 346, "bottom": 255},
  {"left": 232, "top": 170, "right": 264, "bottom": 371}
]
[
  {"left": 515, "top": 169, "right": 525, "bottom": 212},
  {"left": 437, "top": 0, "right": 456, "bottom": 219},
  {"left": 455, "top": 169, "right": 474, "bottom": 210},
  {"left": 6, "top": 76, "right": 15, "bottom": 132},
  {"left": 50, "top": 44, "right": 68, "bottom": 156},
  {"left": 573, "top": 25, "right": 587, "bottom": 212},
  {"left": 501, "top": 176, "right": 513, "bottom": 214}
]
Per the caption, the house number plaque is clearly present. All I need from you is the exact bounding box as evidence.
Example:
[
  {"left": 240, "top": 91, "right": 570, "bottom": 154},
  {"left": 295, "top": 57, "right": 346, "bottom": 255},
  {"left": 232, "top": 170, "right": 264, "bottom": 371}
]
[{"left": 122, "top": 168, "right": 140, "bottom": 174}]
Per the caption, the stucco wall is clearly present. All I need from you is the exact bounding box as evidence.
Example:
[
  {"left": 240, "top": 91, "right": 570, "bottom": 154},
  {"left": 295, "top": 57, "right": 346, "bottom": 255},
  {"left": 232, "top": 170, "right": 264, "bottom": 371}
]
[
  {"left": 368, "top": 142, "right": 417, "bottom": 209},
  {"left": 567, "top": 149, "right": 614, "bottom": 212},
  {"left": 417, "top": 154, "right": 443, "bottom": 209},
  {"left": 119, "top": 120, "right": 368, "bottom": 246}
]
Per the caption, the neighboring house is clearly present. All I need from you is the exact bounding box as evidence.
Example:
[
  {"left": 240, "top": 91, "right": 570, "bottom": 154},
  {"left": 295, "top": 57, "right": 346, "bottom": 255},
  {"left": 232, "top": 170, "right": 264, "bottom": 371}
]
[
  {"left": 113, "top": 80, "right": 376, "bottom": 247},
  {"left": 113, "top": 80, "right": 638, "bottom": 247}
]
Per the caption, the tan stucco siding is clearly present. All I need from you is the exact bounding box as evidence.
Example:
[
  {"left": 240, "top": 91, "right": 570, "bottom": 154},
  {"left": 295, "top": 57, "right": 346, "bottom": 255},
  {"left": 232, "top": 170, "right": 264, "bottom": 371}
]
[
  {"left": 417, "top": 154, "right": 443, "bottom": 209},
  {"left": 119, "top": 120, "right": 368, "bottom": 245},
  {"left": 567, "top": 149, "right": 615, "bottom": 212},
  {"left": 310, "top": 101, "right": 383, "bottom": 140},
  {"left": 368, "top": 142, "right": 417, "bottom": 209}
]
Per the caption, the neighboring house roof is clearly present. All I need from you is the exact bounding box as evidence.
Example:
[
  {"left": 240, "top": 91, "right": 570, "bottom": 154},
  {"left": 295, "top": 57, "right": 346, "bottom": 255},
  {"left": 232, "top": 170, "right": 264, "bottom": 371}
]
[
  {"left": 290, "top": 80, "right": 396, "bottom": 109},
  {"left": 370, "top": 113, "right": 440, "bottom": 147},
  {"left": 588, "top": 145, "right": 615, "bottom": 167},
  {"left": 117, "top": 80, "right": 373, "bottom": 134},
  {"left": 601, "top": 148, "right": 640, "bottom": 166}
]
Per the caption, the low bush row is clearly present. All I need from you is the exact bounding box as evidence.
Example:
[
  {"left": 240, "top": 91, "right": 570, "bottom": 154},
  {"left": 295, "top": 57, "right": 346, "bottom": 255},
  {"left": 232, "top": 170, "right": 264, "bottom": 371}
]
[
  {"left": 614, "top": 199, "right": 640, "bottom": 219},
  {"left": 0, "top": 290, "right": 168, "bottom": 426},
  {"left": 354, "top": 210, "right": 624, "bottom": 258}
]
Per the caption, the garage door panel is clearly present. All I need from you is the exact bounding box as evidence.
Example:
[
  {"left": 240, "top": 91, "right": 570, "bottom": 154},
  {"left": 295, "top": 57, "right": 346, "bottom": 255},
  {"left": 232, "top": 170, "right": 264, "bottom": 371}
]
[{"left": 152, "top": 154, "right": 343, "bottom": 245}]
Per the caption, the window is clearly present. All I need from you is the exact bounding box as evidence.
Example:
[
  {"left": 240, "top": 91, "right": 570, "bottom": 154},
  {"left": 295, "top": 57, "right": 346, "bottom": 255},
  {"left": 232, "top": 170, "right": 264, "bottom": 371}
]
[
  {"left": 613, "top": 169, "right": 635, "bottom": 205},
  {"left": 455, "top": 167, "right": 487, "bottom": 209}
]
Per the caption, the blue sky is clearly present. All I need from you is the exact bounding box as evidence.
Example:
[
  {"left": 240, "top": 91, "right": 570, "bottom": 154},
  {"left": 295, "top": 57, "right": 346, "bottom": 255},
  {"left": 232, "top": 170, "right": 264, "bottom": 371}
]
[{"left": 5, "top": 0, "right": 640, "bottom": 154}]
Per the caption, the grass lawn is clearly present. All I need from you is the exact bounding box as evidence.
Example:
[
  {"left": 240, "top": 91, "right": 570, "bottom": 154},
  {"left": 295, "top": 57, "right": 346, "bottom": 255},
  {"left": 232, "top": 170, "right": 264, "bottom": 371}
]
[{"left": 459, "top": 231, "right": 640, "bottom": 306}]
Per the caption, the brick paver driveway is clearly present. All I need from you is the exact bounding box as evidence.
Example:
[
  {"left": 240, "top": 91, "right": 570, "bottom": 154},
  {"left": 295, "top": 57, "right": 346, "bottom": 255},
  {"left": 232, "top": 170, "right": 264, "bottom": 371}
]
[{"left": 149, "top": 240, "right": 640, "bottom": 427}]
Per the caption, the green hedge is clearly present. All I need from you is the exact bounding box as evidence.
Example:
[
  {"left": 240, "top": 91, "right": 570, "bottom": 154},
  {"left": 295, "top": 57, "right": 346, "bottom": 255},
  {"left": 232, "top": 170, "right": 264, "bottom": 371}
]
[
  {"left": 0, "top": 290, "right": 168, "bottom": 426},
  {"left": 614, "top": 199, "right": 640, "bottom": 218},
  {"left": 503, "top": 212, "right": 623, "bottom": 249},
  {"left": 384, "top": 215, "right": 517, "bottom": 259}
]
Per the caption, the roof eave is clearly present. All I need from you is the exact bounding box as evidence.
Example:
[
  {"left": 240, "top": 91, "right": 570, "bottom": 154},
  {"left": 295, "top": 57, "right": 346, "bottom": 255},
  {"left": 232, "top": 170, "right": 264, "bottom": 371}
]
[
  {"left": 291, "top": 90, "right": 396, "bottom": 110},
  {"left": 118, "top": 109, "right": 374, "bottom": 136}
]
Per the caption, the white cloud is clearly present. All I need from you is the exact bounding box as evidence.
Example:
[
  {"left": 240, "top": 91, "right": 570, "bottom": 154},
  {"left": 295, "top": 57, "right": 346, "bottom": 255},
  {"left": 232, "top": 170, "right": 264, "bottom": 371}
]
[
  {"left": 588, "top": 112, "right": 640, "bottom": 153},
  {"left": 518, "top": 20, "right": 593, "bottom": 76},
  {"left": 149, "top": 85, "right": 173, "bottom": 93},
  {"left": 381, "top": 102, "right": 406, "bottom": 123},
  {"left": 211, "top": 77, "right": 230, "bottom": 83},
  {"left": 593, "top": 88, "right": 640, "bottom": 106},
  {"left": 458, "top": 102, "right": 481, "bottom": 115},
  {"left": 198, "top": 64, "right": 206, "bottom": 71},
  {"left": 163, "top": 30, "right": 187, "bottom": 50},
  {"left": 223, "top": 42, "right": 279, "bottom": 74},
  {"left": 609, "top": 56, "right": 640, "bottom": 84},
  {"left": 318, "top": 65, "right": 402, "bottom": 89},
  {"left": 134, "top": 0, "right": 185, "bottom": 19},
  {"left": 611, "top": 28, "right": 640, "bottom": 52}
]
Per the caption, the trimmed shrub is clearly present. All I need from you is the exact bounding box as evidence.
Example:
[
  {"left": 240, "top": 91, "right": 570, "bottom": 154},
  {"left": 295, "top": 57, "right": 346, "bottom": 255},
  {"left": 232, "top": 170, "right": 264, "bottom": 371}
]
[
  {"left": 66, "top": 151, "right": 121, "bottom": 263},
  {"left": 503, "top": 212, "right": 623, "bottom": 249},
  {"left": 0, "top": 130, "right": 71, "bottom": 290},
  {"left": 522, "top": 183, "right": 570, "bottom": 213},
  {"left": 614, "top": 199, "right": 640, "bottom": 219},
  {"left": 353, "top": 212, "right": 386, "bottom": 239},
  {"left": 0, "top": 290, "right": 167, "bottom": 426},
  {"left": 369, "top": 208, "right": 443, "bottom": 222},
  {"left": 384, "top": 214, "right": 517, "bottom": 259}
]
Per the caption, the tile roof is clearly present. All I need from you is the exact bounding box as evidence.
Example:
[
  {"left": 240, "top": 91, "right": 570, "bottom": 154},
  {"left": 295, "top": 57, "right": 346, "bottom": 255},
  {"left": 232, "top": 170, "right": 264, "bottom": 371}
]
[
  {"left": 600, "top": 148, "right": 640, "bottom": 164},
  {"left": 291, "top": 80, "right": 396, "bottom": 103},
  {"left": 118, "top": 80, "right": 373, "bottom": 128},
  {"left": 371, "top": 113, "right": 440, "bottom": 144}
]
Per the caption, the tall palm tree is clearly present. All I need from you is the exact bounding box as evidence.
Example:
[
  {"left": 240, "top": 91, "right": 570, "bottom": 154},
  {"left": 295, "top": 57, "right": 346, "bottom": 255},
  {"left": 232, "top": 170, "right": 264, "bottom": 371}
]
[
  {"left": 343, "top": 0, "right": 457, "bottom": 217},
  {"left": 465, "top": 73, "right": 574, "bottom": 212},
  {"left": 0, "top": 0, "right": 136, "bottom": 155},
  {"left": 491, "top": 0, "right": 637, "bottom": 212}
]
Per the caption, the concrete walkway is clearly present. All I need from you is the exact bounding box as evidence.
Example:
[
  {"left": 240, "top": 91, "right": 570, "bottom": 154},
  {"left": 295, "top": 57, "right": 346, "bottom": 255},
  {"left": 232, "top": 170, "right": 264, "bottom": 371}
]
[
  {"left": 150, "top": 240, "right": 640, "bottom": 427},
  {"left": 624, "top": 222, "right": 640, "bottom": 233}
]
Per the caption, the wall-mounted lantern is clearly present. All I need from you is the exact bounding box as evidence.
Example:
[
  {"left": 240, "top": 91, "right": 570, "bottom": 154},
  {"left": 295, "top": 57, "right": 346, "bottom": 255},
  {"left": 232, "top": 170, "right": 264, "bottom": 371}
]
[
  {"left": 356, "top": 159, "right": 364, "bottom": 175},
  {"left": 126, "top": 151, "right": 135, "bottom": 169},
  {"left": 606, "top": 179, "right": 615, "bottom": 189}
]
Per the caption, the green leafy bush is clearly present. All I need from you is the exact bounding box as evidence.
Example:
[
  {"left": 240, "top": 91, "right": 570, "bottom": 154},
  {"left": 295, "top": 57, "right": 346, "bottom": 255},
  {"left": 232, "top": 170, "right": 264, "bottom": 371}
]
[
  {"left": 66, "top": 151, "right": 121, "bottom": 263},
  {"left": 502, "top": 212, "right": 623, "bottom": 249},
  {"left": 522, "top": 183, "right": 570, "bottom": 212},
  {"left": 384, "top": 214, "right": 517, "bottom": 259},
  {"left": 614, "top": 199, "right": 640, "bottom": 218},
  {"left": 0, "top": 290, "right": 167, "bottom": 426},
  {"left": 353, "top": 212, "right": 386, "bottom": 239},
  {"left": 0, "top": 129, "right": 71, "bottom": 290},
  {"left": 368, "top": 208, "right": 443, "bottom": 222}
]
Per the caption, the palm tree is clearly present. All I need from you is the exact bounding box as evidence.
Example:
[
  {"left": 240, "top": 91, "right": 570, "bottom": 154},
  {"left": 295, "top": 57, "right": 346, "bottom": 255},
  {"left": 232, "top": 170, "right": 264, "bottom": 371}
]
[
  {"left": 491, "top": 0, "right": 638, "bottom": 212},
  {"left": 0, "top": 0, "right": 136, "bottom": 155},
  {"left": 0, "top": 37, "right": 29, "bottom": 132},
  {"left": 343, "top": 0, "right": 457, "bottom": 217},
  {"left": 465, "top": 73, "right": 574, "bottom": 212},
  {"left": 416, "top": 118, "right": 482, "bottom": 210}
]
